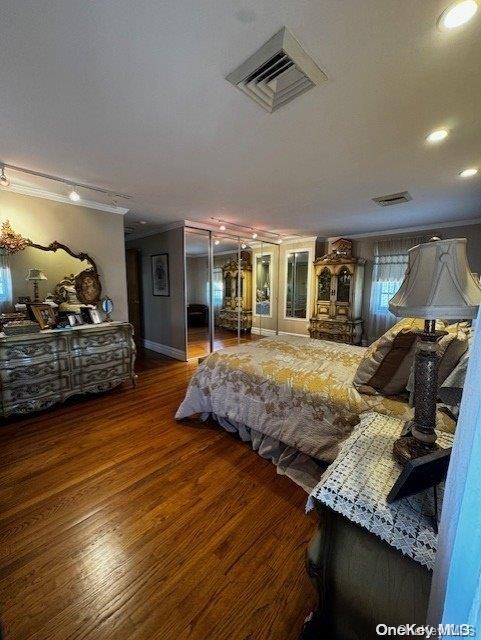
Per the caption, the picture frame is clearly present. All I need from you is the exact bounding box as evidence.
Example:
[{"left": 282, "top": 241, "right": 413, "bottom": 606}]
[
  {"left": 66, "top": 313, "right": 85, "bottom": 327},
  {"left": 387, "top": 446, "right": 452, "bottom": 503},
  {"left": 151, "top": 253, "right": 170, "bottom": 296},
  {"left": 89, "top": 308, "right": 102, "bottom": 324},
  {"left": 27, "top": 303, "right": 57, "bottom": 330}
]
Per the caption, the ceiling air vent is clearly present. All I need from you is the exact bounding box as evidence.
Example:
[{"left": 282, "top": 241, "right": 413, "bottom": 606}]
[
  {"left": 372, "top": 191, "right": 412, "bottom": 207},
  {"left": 226, "top": 27, "right": 327, "bottom": 113}
]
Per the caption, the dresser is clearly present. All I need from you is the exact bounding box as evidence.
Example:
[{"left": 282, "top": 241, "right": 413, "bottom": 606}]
[
  {"left": 216, "top": 256, "right": 253, "bottom": 333},
  {"left": 308, "top": 239, "right": 364, "bottom": 345},
  {"left": 0, "top": 322, "right": 136, "bottom": 418}
]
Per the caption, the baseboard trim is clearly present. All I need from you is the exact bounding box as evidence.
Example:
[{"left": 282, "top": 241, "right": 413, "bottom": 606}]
[
  {"left": 143, "top": 339, "right": 186, "bottom": 361},
  {"left": 251, "top": 327, "right": 308, "bottom": 338}
]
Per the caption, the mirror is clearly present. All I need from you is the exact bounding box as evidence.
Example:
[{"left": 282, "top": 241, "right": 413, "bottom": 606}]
[
  {"left": 0, "top": 223, "right": 101, "bottom": 316},
  {"left": 285, "top": 250, "right": 309, "bottom": 318}
]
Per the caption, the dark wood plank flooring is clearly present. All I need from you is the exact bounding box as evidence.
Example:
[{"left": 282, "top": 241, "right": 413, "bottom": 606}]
[{"left": 0, "top": 348, "right": 316, "bottom": 640}]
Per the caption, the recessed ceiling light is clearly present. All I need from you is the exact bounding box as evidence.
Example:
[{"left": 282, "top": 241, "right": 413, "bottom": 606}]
[
  {"left": 214, "top": 239, "right": 220, "bottom": 245},
  {"left": 139, "top": 220, "right": 147, "bottom": 225},
  {"left": 426, "top": 128, "right": 449, "bottom": 143},
  {"left": 459, "top": 167, "right": 478, "bottom": 178},
  {"left": 241, "top": 243, "right": 247, "bottom": 249},
  {"left": 277, "top": 238, "right": 283, "bottom": 244},
  {"left": 252, "top": 233, "right": 258, "bottom": 239},
  {"left": 69, "top": 189, "right": 80, "bottom": 202},
  {"left": 438, "top": 0, "right": 478, "bottom": 29},
  {"left": 219, "top": 224, "right": 226, "bottom": 231}
]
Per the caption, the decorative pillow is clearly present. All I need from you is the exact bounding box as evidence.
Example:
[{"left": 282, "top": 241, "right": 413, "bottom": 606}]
[
  {"left": 438, "top": 328, "right": 472, "bottom": 407},
  {"left": 353, "top": 318, "right": 425, "bottom": 396},
  {"left": 406, "top": 326, "right": 469, "bottom": 399}
]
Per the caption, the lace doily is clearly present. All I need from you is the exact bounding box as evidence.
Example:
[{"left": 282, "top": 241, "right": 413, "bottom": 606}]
[{"left": 307, "top": 412, "right": 454, "bottom": 569}]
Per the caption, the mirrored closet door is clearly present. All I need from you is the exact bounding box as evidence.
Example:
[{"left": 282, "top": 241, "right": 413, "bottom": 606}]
[
  {"left": 185, "top": 228, "right": 211, "bottom": 360},
  {"left": 185, "top": 228, "right": 280, "bottom": 360},
  {"left": 251, "top": 239, "right": 279, "bottom": 337}
]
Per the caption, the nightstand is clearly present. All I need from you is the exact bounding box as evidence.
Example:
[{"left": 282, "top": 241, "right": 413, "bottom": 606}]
[{"left": 302, "top": 412, "right": 453, "bottom": 640}]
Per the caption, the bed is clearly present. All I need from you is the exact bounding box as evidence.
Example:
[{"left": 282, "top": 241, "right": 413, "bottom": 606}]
[{"left": 176, "top": 335, "right": 428, "bottom": 488}]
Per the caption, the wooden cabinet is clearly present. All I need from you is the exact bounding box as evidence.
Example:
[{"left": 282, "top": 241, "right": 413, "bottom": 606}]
[
  {"left": 216, "top": 256, "right": 252, "bottom": 332},
  {"left": 0, "top": 322, "right": 136, "bottom": 418},
  {"left": 309, "top": 240, "right": 364, "bottom": 345}
]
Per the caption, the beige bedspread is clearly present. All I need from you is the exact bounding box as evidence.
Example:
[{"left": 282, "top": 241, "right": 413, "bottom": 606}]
[{"left": 176, "top": 335, "right": 414, "bottom": 462}]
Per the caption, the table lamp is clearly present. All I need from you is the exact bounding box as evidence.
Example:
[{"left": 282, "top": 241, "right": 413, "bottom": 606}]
[
  {"left": 389, "top": 238, "right": 481, "bottom": 465},
  {"left": 26, "top": 269, "right": 48, "bottom": 303}
]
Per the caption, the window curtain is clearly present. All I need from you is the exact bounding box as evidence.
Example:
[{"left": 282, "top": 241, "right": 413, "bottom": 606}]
[
  {"left": 368, "top": 236, "right": 426, "bottom": 342},
  {"left": 0, "top": 249, "right": 13, "bottom": 314},
  {"left": 212, "top": 268, "right": 223, "bottom": 313}
]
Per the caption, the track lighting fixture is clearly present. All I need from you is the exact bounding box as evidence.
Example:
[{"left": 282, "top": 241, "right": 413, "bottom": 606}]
[
  {"left": 210, "top": 218, "right": 287, "bottom": 245},
  {"left": 0, "top": 166, "right": 10, "bottom": 187},
  {"left": 0, "top": 162, "right": 131, "bottom": 201}
]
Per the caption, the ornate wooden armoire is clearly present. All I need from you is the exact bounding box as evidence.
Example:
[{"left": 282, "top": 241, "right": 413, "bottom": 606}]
[
  {"left": 308, "top": 238, "right": 365, "bottom": 345},
  {"left": 216, "top": 253, "right": 252, "bottom": 332}
]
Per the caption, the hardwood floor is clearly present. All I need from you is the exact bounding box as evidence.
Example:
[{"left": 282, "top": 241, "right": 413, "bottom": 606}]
[
  {"left": 187, "top": 326, "right": 261, "bottom": 359},
  {"left": 0, "top": 348, "right": 316, "bottom": 640}
]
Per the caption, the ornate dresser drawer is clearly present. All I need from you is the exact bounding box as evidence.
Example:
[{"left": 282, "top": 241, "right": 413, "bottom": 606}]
[
  {"left": 0, "top": 322, "right": 136, "bottom": 418},
  {"left": 0, "top": 358, "right": 70, "bottom": 384},
  {"left": 0, "top": 336, "right": 69, "bottom": 364}
]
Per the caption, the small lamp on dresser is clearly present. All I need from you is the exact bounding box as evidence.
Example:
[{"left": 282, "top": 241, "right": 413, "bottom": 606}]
[
  {"left": 389, "top": 237, "right": 481, "bottom": 465},
  {"left": 26, "top": 269, "right": 48, "bottom": 303}
]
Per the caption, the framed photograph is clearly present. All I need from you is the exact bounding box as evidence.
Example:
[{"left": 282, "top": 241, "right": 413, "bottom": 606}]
[
  {"left": 27, "top": 303, "right": 57, "bottom": 330},
  {"left": 151, "top": 253, "right": 170, "bottom": 296},
  {"left": 89, "top": 308, "right": 102, "bottom": 324}
]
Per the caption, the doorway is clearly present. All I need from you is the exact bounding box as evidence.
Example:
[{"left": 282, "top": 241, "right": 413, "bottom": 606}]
[{"left": 126, "top": 248, "right": 143, "bottom": 347}]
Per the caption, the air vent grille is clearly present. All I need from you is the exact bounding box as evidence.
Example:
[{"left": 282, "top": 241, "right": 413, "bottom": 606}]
[
  {"left": 372, "top": 191, "right": 412, "bottom": 207},
  {"left": 226, "top": 28, "right": 327, "bottom": 113}
]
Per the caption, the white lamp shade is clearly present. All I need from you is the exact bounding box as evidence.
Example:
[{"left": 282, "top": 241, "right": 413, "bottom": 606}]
[
  {"left": 26, "top": 269, "right": 48, "bottom": 282},
  {"left": 389, "top": 238, "right": 481, "bottom": 320}
]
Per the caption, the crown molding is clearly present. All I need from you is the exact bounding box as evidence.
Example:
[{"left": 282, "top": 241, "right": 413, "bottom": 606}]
[
  {"left": 1, "top": 184, "right": 129, "bottom": 215},
  {"left": 338, "top": 217, "right": 481, "bottom": 240}
]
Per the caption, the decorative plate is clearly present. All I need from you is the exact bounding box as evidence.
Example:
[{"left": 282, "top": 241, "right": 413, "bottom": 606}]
[{"left": 75, "top": 269, "right": 102, "bottom": 305}]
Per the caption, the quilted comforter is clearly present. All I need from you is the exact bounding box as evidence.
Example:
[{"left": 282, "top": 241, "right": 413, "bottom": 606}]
[{"left": 176, "top": 335, "right": 414, "bottom": 462}]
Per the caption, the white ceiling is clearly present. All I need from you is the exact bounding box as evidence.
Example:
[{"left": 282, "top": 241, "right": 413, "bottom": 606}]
[{"left": 1, "top": 0, "right": 480, "bottom": 237}]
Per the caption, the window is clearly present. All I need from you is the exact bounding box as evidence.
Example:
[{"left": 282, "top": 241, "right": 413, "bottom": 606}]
[
  {"left": 368, "top": 236, "right": 426, "bottom": 340},
  {"left": 0, "top": 252, "right": 12, "bottom": 310},
  {"left": 212, "top": 268, "right": 223, "bottom": 311},
  {"left": 285, "top": 250, "right": 309, "bottom": 319},
  {"left": 376, "top": 279, "right": 402, "bottom": 311}
]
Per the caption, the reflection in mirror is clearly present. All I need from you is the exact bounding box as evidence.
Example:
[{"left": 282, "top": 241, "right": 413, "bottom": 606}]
[
  {"left": 318, "top": 267, "right": 331, "bottom": 302},
  {"left": 4, "top": 245, "right": 91, "bottom": 314},
  {"left": 185, "top": 228, "right": 210, "bottom": 359},
  {"left": 255, "top": 253, "right": 271, "bottom": 317},
  {"left": 213, "top": 234, "right": 253, "bottom": 350},
  {"left": 251, "top": 240, "right": 279, "bottom": 337},
  {"left": 337, "top": 267, "right": 351, "bottom": 303},
  {"left": 285, "top": 250, "right": 309, "bottom": 318}
]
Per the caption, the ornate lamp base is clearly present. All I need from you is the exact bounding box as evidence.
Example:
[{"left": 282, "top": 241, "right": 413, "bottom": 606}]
[
  {"left": 392, "top": 436, "right": 439, "bottom": 466},
  {"left": 392, "top": 320, "right": 444, "bottom": 467}
]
